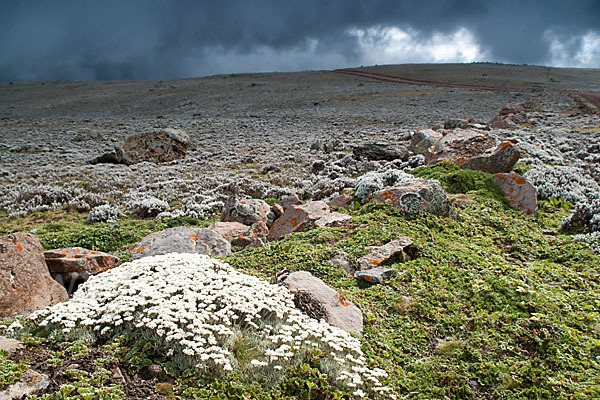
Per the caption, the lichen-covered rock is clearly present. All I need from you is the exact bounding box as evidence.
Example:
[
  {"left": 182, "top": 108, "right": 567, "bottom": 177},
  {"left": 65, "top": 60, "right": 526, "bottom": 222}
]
[
  {"left": 353, "top": 143, "right": 409, "bottom": 161},
  {"left": 410, "top": 129, "right": 443, "bottom": 154},
  {"left": 327, "top": 191, "right": 353, "bottom": 209},
  {"left": 44, "top": 248, "right": 120, "bottom": 274},
  {"left": 421, "top": 129, "right": 520, "bottom": 173},
  {"left": 114, "top": 128, "right": 189, "bottom": 165},
  {"left": 130, "top": 227, "right": 231, "bottom": 259},
  {"left": 221, "top": 195, "right": 273, "bottom": 227},
  {"left": 268, "top": 201, "right": 331, "bottom": 240},
  {"left": 281, "top": 194, "right": 302, "bottom": 210},
  {"left": 357, "top": 237, "right": 417, "bottom": 270},
  {"left": 354, "top": 267, "right": 395, "bottom": 284},
  {"left": 0, "top": 233, "right": 68, "bottom": 318},
  {"left": 493, "top": 173, "right": 538, "bottom": 216},
  {"left": 354, "top": 169, "right": 418, "bottom": 204},
  {"left": 277, "top": 270, "right": 363, "bottom": 334},
  {"left": 208, "top": 221, "right": 263, "bottom": 248},
  {"left": 372, "top": 180, "right": 455, "bottom": 217},
  {"left": 0, "top": 370, "right": 50, "bottom": 399}
]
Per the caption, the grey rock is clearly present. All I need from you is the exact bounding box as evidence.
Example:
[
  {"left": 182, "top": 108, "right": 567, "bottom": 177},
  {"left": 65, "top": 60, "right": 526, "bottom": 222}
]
[
  {"left": 371, "top": 180, "right": 455, "bottom": 218},
  {"left": 357, "top": 237, "right": 417, "bottom": 270},
  {"left": 114, "top": 128, "right": 189, "bottom": 165},
  {"left": 354, "top": 267, "right": 395, "bottom": 284},
  {"left": 353, "top": 143, "right": 409, "bottom": 161},
  {"left": 0, "top": 370, "right": 49, "bottom": 399},
  {"left": 130, "top": 227, "right": 231, "bottom": 259},
  {"left": 493, "top": 173, "right": 538, "bottom": 216},
  {"left": 278, "top": 270, "right": 363, "bottom": 334},
  {"left": 0, "top": 336, "right": 24, "bottom": 353},
  {"left": 221, "top": 195, "right": 273, "bottom": 227}
]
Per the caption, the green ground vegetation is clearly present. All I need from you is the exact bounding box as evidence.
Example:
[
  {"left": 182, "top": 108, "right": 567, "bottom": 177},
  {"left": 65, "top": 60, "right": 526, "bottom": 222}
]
[{"left": 2, "top": 164, "right": 600, "bottom": 399}]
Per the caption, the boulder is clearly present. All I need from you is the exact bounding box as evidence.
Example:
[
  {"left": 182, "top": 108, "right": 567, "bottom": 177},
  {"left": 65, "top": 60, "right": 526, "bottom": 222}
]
[
  {"left": 114, "top": 128, "right": 189, "bottom": 165},
  {"left": 353, "top": 143, "right": 409, "bottom": 161},
  {"left": 0, "top": 370, "right": 50, "bottom": 400},
  {"left": 0, "top": 233, "right": 68, "bottom": 318},
  {"left": 410, "top": 129, "right": 443, "bottom": 154},
  {"left": 357, "top": 237, "right": 417, "bottom": 270},
  {"left": 277, "top": 270, "right": 363, "bottom": 334},
  {"left": 372, "top": 180, "right": 455, "bottom": 217},
  {"left": 493, "top": 173, "right": 539, "bottom": 216},
  {"left": 44, "top": 247, "right": 119, "bottom": 275},
  {"left": 327, "top": 189, "right": 353, "bottom": 209},
  {"left": 208, "top": 221, "right": 263, "bottom": 248},
  {"left": 422, "top": 129, "right": 520, "bottom": 173},
  {"left": 221, "top": 195, "right": 273, "bottom": 227},
  {"left": 130, "top": 227, "right": 231, "bottom": 259},
  {"left": 268, "top": 201, "right": 330, "bottom": 240},
  {"left": 354, "top": 267, "right": 395, "bottom": 284},
  {"left": 44, "top": 247, "right": 120, "bottom": 293}
]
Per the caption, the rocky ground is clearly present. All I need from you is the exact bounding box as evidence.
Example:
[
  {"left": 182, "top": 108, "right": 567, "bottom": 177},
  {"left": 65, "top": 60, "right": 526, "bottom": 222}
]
[
  {"left": 0, "top": 64, "right": 598, "bottom": 220},
  {"left": 1, "top": 63, "right": 600, "bottom": 399}
]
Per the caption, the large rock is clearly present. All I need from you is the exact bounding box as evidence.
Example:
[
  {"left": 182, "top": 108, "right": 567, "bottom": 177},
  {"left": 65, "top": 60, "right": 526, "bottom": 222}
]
[
  {"left": 130, "top": 227, "right": 231, "bottom": 259},
  {"left": 314, "top": 212, "right": 352, "bottom": 228},
  {"left": 0, "top": 233, "right": 68, "bottom": 318},
  {"left": 208, "top": 221, "right": 263, "bottom": 248},
  {"left": 114, "top": 128, "right": 189, "bottom": 165},
  {"left": 354, "top": 267, "right": 395, "bottom": 284},
  {"left": 493, "top": 173, "right": 539, "bottom": 216},
  {"left": 277, "top": 270, "right": 363, "bottom": 334},
  {"left": 418, "top": 129, "right": 520, "bottom": 173},
  {"left": 357, "top": 237, "right": 417, "bottom": 270},
  {"left": 221, "top": 195, "right": 274, "bottom": 228},
  {"left": 372, "top": 180, "right": 455, "bottom": 217},
  {"left": 353, "top": 143, "right": 409, "bottom": 161},
  {"left": 44, "top": 248, "right": 120, "bottom": 293},
  {"left": 268, "top": 201, "right": 330, "bottom": 240}
]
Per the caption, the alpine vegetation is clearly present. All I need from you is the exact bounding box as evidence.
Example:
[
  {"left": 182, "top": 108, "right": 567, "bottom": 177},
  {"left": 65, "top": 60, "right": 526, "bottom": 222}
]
[{"left": 30, "top": 253, "right": 392, "bottom": 397}]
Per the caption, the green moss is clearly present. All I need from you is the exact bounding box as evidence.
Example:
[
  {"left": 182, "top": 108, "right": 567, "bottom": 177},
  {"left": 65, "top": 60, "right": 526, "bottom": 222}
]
[
  {"left": 409, "top": 161, "right": 509, "bottom": 206},
  {"left": 0, "top": 351, "right": 27, "bottom": 389}
]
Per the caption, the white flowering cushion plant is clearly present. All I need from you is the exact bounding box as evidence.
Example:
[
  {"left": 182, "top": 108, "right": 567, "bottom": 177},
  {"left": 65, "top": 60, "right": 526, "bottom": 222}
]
[{"left": 30, "top": 253, "right": 393, "bottom": 397}]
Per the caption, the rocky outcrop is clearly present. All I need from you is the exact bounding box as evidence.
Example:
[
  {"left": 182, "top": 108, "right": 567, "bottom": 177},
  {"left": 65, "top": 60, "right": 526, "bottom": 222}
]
[
  {"left": 268, "top": 201, "right": 351, "bottom": 240},
  {"left": 0, "top": 233, "right": 68, "bottom": 318},
  {"left": 114, "top": 128, "right": 189, "bottom": 165},
  {"left": 410, "top": 129, "right": 443, "bottom": 154},
  {"left": 276, "top": 270, "right": 363, "bottom": 334},
  {"left": 372, "top": 180, "right": 455, "bottom": 217},
  {"left": 357, "top": 237, "right": 417, "bottom": 270},
  {"left": 493, "top": 173, "right": 539, "bottom": 216},
  {"left": 130, "top": 227, "right": 231, "bottom": 259}
]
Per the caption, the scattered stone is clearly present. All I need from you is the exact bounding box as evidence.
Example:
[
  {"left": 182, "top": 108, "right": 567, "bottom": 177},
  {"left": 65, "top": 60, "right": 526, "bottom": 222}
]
[
  {"left": 493, "top": 173, "right": 539, "bottom": 216},
  {"left": 460, "top": 141, "right": 521, "bottom": 174},
  {"left": 353, "top": 143, "right": 409, "bottom": 161},
  {"left": 208, "top": 221, "right": 263, "bottom": 248},
  {"left": 0, "top": 336, "right": 24, "bottom": 353},
  {"left": 0, "top": 370, "right": 50, "bottom": 400},
  {"left": 277, "top": 270, "right": 363, "bottom": 334},
  {"left": 269, "top": 201, "right": 328, "bottom": 239},
  {"left": 221, "top": 195, "right": 273, "bottom": 227},
  {"left": 281, "top": 194, "right": 302, "bottom": 210},
  {"left": 372, "top": 180, "right": 455, "bottom": 217},
  {"left": 114, "top": 128, "right": 189, "bottom": 165},
  {"left": 354, "top": 267, "right": 395, "bottom": 284},
  {"left": 130, "top": 227, "right": 231, "bottom": 259},
  {"left": 357, "top": 237, "right": 417, "bottom": 270},
  {"left": 0, "top": 233, "right": 68, "bottom": 318}
]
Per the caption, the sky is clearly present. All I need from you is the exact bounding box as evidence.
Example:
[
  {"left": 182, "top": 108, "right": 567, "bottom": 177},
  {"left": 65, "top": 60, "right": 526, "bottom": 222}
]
[{"left": 0, "top": 0, "right": 599, "bottom": 82}]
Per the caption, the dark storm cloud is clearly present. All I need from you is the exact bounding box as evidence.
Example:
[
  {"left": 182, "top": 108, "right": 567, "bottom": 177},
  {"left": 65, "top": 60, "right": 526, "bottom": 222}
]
[{"left": 0, "top": 0, "right": 598, "bottom": 82}]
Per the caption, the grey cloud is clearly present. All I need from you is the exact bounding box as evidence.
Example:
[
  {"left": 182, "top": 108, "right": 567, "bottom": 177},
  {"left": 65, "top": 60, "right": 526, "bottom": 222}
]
[{"left": 0, "top": 0, "right": 598, "bottom": 82}]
